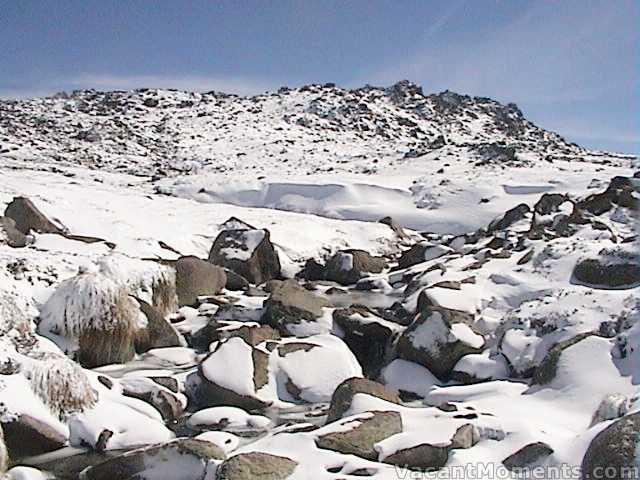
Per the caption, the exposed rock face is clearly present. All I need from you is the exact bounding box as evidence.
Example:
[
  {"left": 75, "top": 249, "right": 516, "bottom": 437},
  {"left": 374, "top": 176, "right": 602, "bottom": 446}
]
[
  {"left": 208, "top": 228, "right": 281, "bottom": 285},
  {"left": 581, "top": 413, "right": 640, "bottom": 480},
  {"left": 4, "top": 196, "right": 66, "bottom": 235},
  {"left": 333, "top": 306, "right": 398, "bottom": 377},
  {"left": 578, "top": 175, "right": 638, "bottom": 215},
  {"left": 502, "top": 442, "right": 554, "bottom": 471},
  {"left": 262, "top": 279, "right": 328, "bottom": 336},
  {"left": 80, "top": 438, "right": 226, "bottom": 480},
  {"left": 316, "top": 411, "right": 403, "bottom": 461},
  {"left": 217, "top": 452, "right": 298, "bottom": 480},
  {"left": 573, "top": 248, "right": 640, "bottom": 289},
  {"left": 396, "top": 309, "right": 484, "bottom": 380},
  {"left": 175, "top": 255, "right": 227, "bottom": 306},
  {"left": 190, "top": 338, "right": 272, "bottom": 411},
  {"left": 324, "top": 249, "right": 387, "bottom": 285},
  {"left": 1, "top": 414, "right": 67, "bottom": 459},
  {"left": 325, "top": 377, "right": 401, "bottom": 424}
]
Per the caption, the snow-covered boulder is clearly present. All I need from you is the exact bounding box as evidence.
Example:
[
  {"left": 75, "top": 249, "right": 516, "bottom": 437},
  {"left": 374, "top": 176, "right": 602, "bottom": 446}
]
[
  {"left": 37, "top": 273, "right": 145, "bottom": 368},
  {"left": 187, "top": 406, "right": 270, "bottom": 432},
  {"left": 216, "top": 452, "right": 297, "bottom": 480},
  {"left": 275, "top": 335, "right": 362, "bottom": 403},
  {"left": 451, "top": 351, "right": 509, "bottom": 384},
  {"left": 325, "top": 377, "right": 400, "bottom": 423},
  {"left": 174, "top": 255, "right": 227, "bottom": 307},
  {"left": 189, "top": 337, "right": 275, "bottom": 410},
  {"left": 324, "top": 249, "right": 387, "bottom": 285},
  {"left": 208, "top": 228, "right": 281, "bottom": 285},
  {"left": 396, "top": 310, "right": 484, "bottom": 380},
  {"left": 79, "top": 438, "right": 226, "bottom": 480},
  {"left": 262, "top": 279, "right": 329, "bottom": 336},
  {"left": 581, "top": 412, "right": 640, "bottom": 480},
  {"left": 532, "top": 333, "right": 596, "bottom": 385},
  {"left": 316, "top": 411, "right": 403, "bottom": 461}
]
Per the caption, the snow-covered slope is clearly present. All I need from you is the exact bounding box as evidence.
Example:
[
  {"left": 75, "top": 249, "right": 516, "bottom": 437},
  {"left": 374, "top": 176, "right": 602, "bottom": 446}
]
[{"left": 0, "top": 81, "right": 638, "bottom": 479}]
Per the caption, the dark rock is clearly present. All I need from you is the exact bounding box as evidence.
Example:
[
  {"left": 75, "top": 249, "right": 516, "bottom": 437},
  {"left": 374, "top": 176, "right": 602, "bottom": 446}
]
[
  {"left": 224, "top": 268, "right": 250, "bottom": 291},
  {"left": 573, "top": 249, "right": 640, "bottom": 289},
  {"left": 175, "top": 256, "right": 227, "bottom": 307},
  {"left": 4, "top": 196, "right": 66, "bottom": 235},
  {"left": 298, "top": 258, "right": 326, "bottom": 281},
  {"left": 333, "top": 306, "right": 397, "bottom": 377},
  {"left": 503, "top": 442, "right": 554, "bottom": 471},
  {"left": 382, "top": 443, "right": 449, "bottom": 471},
  {"left": 325, "top": 249, "right": 387, "bottom": 285},
  {"left": 2, "top": 414, "right": 67, "bottom": 459},
  {"left": 488, "top": 204, "right": 530, "bottom": 232},
  {"left": 534, "top": 193, "right": 569, "bottom": 216},
  {"left": 326, "top": 377, "right": 401, "bottom": 424},
  {"left": 221, "top": 324, "right": 281, "bottom": 346},
  {"left": 135, "top": 298, "right": 184, "bottom": 353},
  {"left": 208, "top": 229, "right": 281, "bottom": 285},
  {"left": 217, "top": 452, "right": 298, "bottom": 480}
]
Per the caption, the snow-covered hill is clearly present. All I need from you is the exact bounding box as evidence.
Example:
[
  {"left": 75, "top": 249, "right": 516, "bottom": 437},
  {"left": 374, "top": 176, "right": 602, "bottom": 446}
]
[
  {"left": 0, "top": 81, "right": 638, "bottom": 479},
  {"left": 1, "top": 80, "right": 630, "bottom": 177}
]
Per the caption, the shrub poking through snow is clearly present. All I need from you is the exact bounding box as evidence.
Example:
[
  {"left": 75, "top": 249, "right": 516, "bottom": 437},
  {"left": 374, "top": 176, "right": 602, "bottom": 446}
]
[
  {"left": 98, "top": 253, "right": 178, "bottom": 316},
  {"left": 38, "top": 273, "right": 145, "bottom": 367},
  {"left": 24, "top": 353, "right": 97, "bottom": 420}
]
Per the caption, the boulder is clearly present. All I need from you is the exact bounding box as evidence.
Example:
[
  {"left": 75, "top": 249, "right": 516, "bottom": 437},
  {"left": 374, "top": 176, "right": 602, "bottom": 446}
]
[
  {"left": 325, "top": 377, "right": 401, "bottom": 424},
  {"left": 316, "top": 411, "right": 403, "bottom": 461},
  {"left": 298, "top": 258, "right": 326, "bottom": 281},
  {"left": 120, "top": 377, "right": 184, "bottom": 422},
  {"left": 333, "top": 306, "right": 399, "bottom": 378},
  {"left": 276, "top": 336, "right": 363, "bottom": 403},
  {"left": 189, "top": 338, "right": 273, "bottom": 411},
  {"left": 397, "top": 243, "right": 452, "bottom": 269},
  {"left": 534, "top": 193, "right": 570, "bottom": 216},
  {"left": 217, "top": 452, "right": 297, "bottom": 480},
  {"left": 2, "top": 414, "right": 67, "bottom": 459},
  {"left": 324, "top": 249, "right": 387, "bottom": 285},
  {"left": 175, "top": 256, "right": 227, "bottom": 307},
  {"left": 262, "top": 280, "right": 328, "bottom": 336},
  {"left": 0, "top": 216, "right": 30, "bottom": 247},
  {"left": 396, "top": 309, "right": 484, "bottom": 380},
  {"left": 0, "top": 425, "right": 6, "bottom": 475},
  {"left": 135, "top": 298, "right": 185, "bottom": 353},
  {"left": 578, "top": 176, "right": 638, "bottom": 215},
  {"left": 532, "top": 333, "right": 595, "bottom": 385},
  {"left": 573, "top": 249, "right": 640, "bottom": 289},
  {"left": 502, "top": 442, "right": 554, "bottom": 471},
  {"left": 220, "top": 324, "right": 281, "bottom": 347},
  {"left": 382, "top": 443, "right": 450, "bottom": 471},
  {"left": 488, "top": 203, "right": 530, "bottom": 232},
  {"left": 208, "top": 228, "right": 281, "bottom": 285},
  {"left": 4, "top": 197, "right": 66, "bottom": 235},
  {"left": 80, "top": 438, "right": 226, "bottom": 480},
  {"left": 581, "top": 413, "right": 640, "bottom": 480}
]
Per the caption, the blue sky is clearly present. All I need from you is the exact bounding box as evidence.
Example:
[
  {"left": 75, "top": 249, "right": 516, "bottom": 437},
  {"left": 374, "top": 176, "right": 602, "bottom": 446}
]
[{"left": 0, "top": 0, "right": 637, "bottom": 153}]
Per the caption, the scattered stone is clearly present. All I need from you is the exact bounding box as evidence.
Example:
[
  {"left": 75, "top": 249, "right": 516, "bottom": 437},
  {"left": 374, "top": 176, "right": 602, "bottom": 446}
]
[
  {"left": 503, "top": 442, "right": 554, "bottom": 471},
  {"left": 324, "top": 249, "right": 387, "bottom": 285},
  {"left": 262, "top": 279, "right": 328, "bottom": 336},
  {"left": 4, "top": 197, "right": 66, "bottom": 235}
]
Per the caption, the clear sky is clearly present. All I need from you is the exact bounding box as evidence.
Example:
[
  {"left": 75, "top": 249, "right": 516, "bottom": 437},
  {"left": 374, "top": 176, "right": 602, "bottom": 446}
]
[{"left": 1, "top": 0, "right": 637, "bottom": 153}]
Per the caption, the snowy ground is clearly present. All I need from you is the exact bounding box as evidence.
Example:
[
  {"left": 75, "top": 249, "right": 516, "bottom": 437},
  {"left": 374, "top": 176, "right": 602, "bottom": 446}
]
[{"left": 0, "top": 84, "right": 638, "bottom": 479}]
